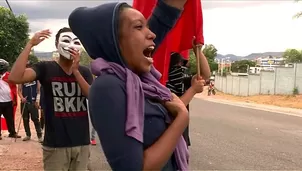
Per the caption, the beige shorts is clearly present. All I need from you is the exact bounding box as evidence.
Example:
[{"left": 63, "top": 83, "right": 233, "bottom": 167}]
[{"left": 42, "top": 145, "right": 90, "bottom": 171}]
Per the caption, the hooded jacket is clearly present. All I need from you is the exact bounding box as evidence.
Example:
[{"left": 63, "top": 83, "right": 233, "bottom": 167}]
[{"left": 69, "top": 1, "right": 186, "bottom": 170}]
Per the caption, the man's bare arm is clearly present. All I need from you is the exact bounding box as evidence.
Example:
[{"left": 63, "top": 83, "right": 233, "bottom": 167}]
[
  {"left": 74, "top": 71, "right": 90, "bottom": 97},
  {"left": 9, "top": 30, "right": 51, "bottom": 84},
  {"left": 9, "top": 43, "right": 37, "bottom": 84}
]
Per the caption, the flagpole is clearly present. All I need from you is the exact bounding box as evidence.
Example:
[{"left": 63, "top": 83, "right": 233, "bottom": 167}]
[{"left": 5, "top": 0, "right": 14, "bottom": 14}]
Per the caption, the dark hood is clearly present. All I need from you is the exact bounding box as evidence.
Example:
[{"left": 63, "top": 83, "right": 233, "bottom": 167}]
[{"left": 68, "top": 2, "right": 127, "bottom": 66}]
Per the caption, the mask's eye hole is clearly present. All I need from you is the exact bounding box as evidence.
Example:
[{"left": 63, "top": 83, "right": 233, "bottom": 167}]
[
  {"left": 62, "top": 39, "right": 70, "bottom": 43},
  {"left": 74, "top": 41, "right": 81, "bottom": 45}
]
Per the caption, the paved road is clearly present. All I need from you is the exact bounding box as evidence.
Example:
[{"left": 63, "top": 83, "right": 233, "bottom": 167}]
[{"left": 90, "top": 98, "right": 302, "bottom": 170}]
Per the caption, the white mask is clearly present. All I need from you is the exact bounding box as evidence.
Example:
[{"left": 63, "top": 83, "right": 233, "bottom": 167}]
[{"left": 57, "top": 32, "right": 82, "bottom": 60}]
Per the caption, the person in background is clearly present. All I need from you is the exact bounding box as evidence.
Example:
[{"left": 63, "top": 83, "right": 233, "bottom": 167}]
[
  {"left": 39, "top": 84, "right": 45, "bottom": 131},
  {"left": 87, "top": 99, "right": 97, "bottom": 146},
  {"left": 166, "top": 51, "right": 207, "bottom": 147},
  {"left": 18, "top": 62, "right": 43, "bottom": 142},
  {"left": 9, "top": 27, "right": 93, "bottom": 171},
  {"left": 0, "top": 59, "right": 21, "bottom": 140}
]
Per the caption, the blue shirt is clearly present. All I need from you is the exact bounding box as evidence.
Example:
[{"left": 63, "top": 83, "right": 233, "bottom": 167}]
[
  {"left": 22, "top": 81, "right": 38, "bottom": 103},
  {"left": 89, "top": 1, "right": 181, "bottom": 170}
]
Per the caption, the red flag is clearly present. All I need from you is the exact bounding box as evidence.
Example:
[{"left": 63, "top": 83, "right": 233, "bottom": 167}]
[{"left": 133, "top": 0, "right": 204, "bottom": 84}]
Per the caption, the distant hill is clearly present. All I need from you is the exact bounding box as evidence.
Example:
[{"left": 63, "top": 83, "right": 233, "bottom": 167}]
[
  {"left": 216, "top": 52, "right": 284, "bottom": 61},
  {"left": 33, "top": 51, "right": 284, "bottom": 62}
]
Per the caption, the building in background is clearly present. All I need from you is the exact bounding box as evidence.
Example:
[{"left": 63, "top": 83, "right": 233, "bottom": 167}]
[
  {"left": 255, "top": 55, "right": 285, "bottom": 71},
  {"left": 217, "top": 57, "right": 232, "bottom": 75}
]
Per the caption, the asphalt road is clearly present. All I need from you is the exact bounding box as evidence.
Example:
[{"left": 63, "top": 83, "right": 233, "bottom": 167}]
[{"left": 89, "top": 98, "right": 302, "bottom": 170}]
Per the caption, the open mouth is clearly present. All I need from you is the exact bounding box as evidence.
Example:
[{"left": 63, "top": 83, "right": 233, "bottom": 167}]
[{"left": 143, "top": 45, "right": 155, "bottom": 63}]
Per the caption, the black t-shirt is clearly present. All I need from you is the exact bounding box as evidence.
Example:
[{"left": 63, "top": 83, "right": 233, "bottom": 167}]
[
  {"left": 39, "top": 86, "right": 45, "bottom": 109},
  {"left": 32, "top": 61, "right": 93, "bottom": 147}
]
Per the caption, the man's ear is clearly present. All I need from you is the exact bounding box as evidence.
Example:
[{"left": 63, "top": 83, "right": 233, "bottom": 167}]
[{"left": 55, "top": 41, "right": 58, "bottom": 48}]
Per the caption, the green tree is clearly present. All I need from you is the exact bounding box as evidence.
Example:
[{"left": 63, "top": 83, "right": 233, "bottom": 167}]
[
  {"left": 202, "top": 44, "right": 217, "bottom": 62},
  {"left": 80, "top": 50, "right": 92, "bottom": 66},
  {"left": 231, "top": 60, "right": 256, "bottom": 73},
  {"left": 188, "top": 50, "right": 197, "bottom": 74},
  {"left": 209, "top": 61, "right": 218, "bottom": 71},
  {"left": 283, "top": 48, "right": 302, "bottom": 63},
  {"left": 203, "top": 44, "right": 218, "bottom": 72},
  {"left": 188, "top": 44, "right": 219, "bottom": 74},
  {"left": 0, "top": 7, "right": 29, "bottom": 65}
]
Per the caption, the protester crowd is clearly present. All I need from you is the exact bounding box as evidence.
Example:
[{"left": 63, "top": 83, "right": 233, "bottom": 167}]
[{"left": 0, "top": 0, "right": 210, "bottom": 170}]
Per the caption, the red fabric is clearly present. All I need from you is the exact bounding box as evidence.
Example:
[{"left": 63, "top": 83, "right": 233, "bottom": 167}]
[
  {"left": 2, "top": 72, "right": 17, "bottom": 106},
  {"left": 1, "top": 117, "right": 7, "bottom": 130},
  {"left": 133, "top": 0, "right": 204, "bottom": 84},
  {"left": 1, "top": 72, "right": 17, "bottom": 130}
]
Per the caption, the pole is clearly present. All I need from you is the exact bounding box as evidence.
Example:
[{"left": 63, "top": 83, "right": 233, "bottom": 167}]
[
  {"left": 5, "top": 0, "right": 14, "bottom": 14},
  {"left": 221, "top": 59, "right": 224, "bottom": 76},
  {"left": 195, "top": 45, "right": 202, "bottom": 78},
  {"left": 15, "top": 100, "right": 26, "bottom": 142}
]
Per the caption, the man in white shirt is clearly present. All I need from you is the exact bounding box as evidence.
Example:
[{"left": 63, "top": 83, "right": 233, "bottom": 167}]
[{"left": 0, "top": 59, "right": 21, "bottom": 140}]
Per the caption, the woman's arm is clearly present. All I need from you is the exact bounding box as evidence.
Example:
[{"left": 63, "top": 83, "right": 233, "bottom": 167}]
[
  {"left": 163, "top": 0, "right": 187, "bottom": 9},
  {"left": 90, "top": 75, "right": 188, "bottom": 170},
  {"left": 179, "top": 87, "right": 196, "bottom": 106},
  {"left": 180, "top": 75, "right": 205, "bottom": 106},
  {"left": 148, "top": 0, "right": 182, "bottom": 50},
  {"left": 193, "top": 48, "right": 211, "bottom": 79}
]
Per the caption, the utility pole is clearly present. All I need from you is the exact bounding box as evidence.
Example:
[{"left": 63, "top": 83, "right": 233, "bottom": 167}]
[{"left": 5, "top": 0, "right": 14, "bottom": 14}]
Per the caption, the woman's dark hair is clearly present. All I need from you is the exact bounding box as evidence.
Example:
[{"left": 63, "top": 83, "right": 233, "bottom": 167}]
[
  {"left": 170, "top": 52, "right": 183, "bottom": 67},
  {"left": 55, "top": 27, "right": 72, "bottom": 47}
]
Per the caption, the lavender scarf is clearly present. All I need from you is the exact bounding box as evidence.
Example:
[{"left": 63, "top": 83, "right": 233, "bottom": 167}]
[{"left": 91, "top": 58, "right": 189, "bottom": 170}]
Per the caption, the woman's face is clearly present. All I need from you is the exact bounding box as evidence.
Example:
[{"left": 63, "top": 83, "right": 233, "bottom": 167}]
[{"left": 118, "top": 8, "right": 156, "bottom": 74}]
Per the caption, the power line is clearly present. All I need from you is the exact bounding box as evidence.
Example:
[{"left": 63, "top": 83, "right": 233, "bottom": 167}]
[{"left": 4, "top": 0, "right": 14, "bottom": 14}]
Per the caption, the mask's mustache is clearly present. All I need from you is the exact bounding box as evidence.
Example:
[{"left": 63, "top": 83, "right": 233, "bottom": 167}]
[{"left": 63, "top": 47, "right": 80, "bottom": 53}]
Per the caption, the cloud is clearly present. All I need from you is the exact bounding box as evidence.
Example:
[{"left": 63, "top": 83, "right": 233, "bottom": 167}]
[
  {"left": 204, "top": 1, "right": 302, "bottom": 55},
  {"left": 1, "top": 0, "right": 302, "bottom": 55},
  {"left": 1, "top": 0, "right": 286, "bottom": 21},
  {"left": 1, "top": 0, "right": 133, "bottom": 20}
]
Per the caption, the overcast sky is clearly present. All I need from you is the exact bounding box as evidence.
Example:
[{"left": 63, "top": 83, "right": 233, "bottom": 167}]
[{"left": 1, "top": 0, "right": 302, "bottom": 56}]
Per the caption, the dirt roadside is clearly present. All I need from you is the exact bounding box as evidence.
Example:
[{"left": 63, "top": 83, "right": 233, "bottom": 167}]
[
  {"left": 0, "top": 104, "right": 43, "bottom": 170},
  {"left": 199, "top": 87, "right": 302, "bottom": 109}
]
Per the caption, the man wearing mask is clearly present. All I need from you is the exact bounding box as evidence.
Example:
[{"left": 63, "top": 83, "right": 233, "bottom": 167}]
[
  {"left": 9, "top": 28, "right": 93, "bottom": 171},
  {"left": 0, "top": 59, "right": 21, "bottom": 140},
  {"left": 18, "top": 61, "right": 43, "bottom": 142}
]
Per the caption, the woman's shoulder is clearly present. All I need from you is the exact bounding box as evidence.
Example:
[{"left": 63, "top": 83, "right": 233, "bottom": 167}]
[
  {"left": 90, "top": 74, "right": 126, "bottom": 98},
  {"left": 93, "top": 74, "right": 125, "bottom": 88}
]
